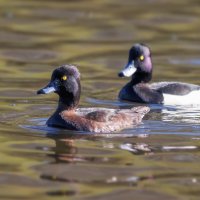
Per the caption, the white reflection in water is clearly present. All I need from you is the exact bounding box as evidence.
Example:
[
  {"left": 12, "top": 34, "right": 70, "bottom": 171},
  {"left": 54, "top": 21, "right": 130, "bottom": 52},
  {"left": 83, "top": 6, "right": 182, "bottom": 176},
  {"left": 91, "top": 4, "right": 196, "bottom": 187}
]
[
  {"left": 162, "top": 146, "right": 197, "bottom": 150},
  {"left": 120, "top": 143, "right": 198, "bottom": 154},
  {"left": 120, "top": 143, "right": 151, "bottom": 153},
  {"left": 161, "top": 105, "right": 200, "bottom": 123}
]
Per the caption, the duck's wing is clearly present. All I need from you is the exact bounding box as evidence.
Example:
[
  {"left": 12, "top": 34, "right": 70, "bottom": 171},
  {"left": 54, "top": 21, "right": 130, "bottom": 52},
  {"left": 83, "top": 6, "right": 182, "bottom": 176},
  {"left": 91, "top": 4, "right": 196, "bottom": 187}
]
[
  {"left": 85, "top": 110, "right": 116, "bottom": 122},
  {"left": 133, "top": 84, "right": 164, "bottom": 103},
  {"left": 76, "top": 107, "right": 118, "bottom": 122},
  {"left": 60, "top": 107, "right": 149, "bottom": 133},
  {"left": 150, "top": 82, "right": 200, "bottom": 95}
]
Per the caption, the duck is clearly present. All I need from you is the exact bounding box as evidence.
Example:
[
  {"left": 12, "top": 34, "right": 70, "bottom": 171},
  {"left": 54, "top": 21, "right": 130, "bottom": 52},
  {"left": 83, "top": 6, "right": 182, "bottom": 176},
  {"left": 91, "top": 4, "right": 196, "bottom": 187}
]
[
  {"left": 37, "top": 65, "right": 149, "bottom": 133},
  {"left": 118, "top": 43, "right": 200, "bottom": 105}
]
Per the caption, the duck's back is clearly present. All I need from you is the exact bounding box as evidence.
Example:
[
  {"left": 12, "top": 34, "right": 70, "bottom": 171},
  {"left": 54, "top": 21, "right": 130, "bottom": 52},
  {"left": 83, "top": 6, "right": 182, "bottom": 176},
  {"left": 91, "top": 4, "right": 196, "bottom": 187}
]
[
  {"left": 60, "top": 106, "right": 149, "bottom": 133},
  {"left": 150, "top": 82, "right": 200, "bottom": 95}
]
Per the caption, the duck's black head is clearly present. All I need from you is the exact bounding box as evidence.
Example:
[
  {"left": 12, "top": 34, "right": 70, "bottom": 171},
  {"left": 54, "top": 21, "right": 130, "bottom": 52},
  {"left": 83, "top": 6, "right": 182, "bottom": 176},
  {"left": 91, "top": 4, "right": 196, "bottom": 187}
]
[
  {"left": 37, "top": 65, "right": 81, "bottom": 111},
  {"left": 118, "top": 43, "right": 153, "bottom": 83}
]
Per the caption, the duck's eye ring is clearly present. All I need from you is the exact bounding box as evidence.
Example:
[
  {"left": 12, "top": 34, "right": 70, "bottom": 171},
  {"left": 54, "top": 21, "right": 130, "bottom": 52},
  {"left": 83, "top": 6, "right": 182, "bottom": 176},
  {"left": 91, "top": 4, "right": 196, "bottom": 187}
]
[
  {"left": 61, "top": 75, "right": 67, "bottom": 81},
  {"left": 139, "top": 55, "right": 144, "bottom": 61}
]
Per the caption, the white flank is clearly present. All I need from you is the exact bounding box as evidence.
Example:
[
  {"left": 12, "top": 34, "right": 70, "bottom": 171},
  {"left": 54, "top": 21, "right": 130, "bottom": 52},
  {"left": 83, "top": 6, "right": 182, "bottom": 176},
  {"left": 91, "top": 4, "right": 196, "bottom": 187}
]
[{"left": 163, "top": 90, "right": 200, "bottom": 105}]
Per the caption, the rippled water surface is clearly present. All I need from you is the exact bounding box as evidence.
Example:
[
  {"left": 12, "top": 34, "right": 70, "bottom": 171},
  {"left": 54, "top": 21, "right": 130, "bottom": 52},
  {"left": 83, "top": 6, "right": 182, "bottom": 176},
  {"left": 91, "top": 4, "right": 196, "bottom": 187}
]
[{"left": 0, "top": 0, "right": 200, "bottom": 199}]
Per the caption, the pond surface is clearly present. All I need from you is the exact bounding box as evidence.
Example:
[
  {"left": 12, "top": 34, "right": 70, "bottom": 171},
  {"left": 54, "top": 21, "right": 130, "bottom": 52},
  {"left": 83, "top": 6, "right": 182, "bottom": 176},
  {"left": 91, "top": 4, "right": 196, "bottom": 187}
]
[{"left": 0, "top": 0, "right": 200, "bottom": 199}]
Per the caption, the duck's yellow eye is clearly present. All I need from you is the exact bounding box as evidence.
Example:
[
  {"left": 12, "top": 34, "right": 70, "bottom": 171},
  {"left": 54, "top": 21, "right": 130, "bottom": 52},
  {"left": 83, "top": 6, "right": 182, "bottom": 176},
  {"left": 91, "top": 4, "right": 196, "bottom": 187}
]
[
  {"left": 139, "top": 55, "right": 144, "bottom": 61},
  {"left": 61, "top": 75, "right": 67, "bottom": 81}
]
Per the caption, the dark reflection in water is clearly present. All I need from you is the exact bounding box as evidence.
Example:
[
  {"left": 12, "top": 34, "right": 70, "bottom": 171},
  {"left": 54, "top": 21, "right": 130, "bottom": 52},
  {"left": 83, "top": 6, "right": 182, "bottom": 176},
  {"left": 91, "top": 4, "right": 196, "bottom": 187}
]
[
  {"left": 0, "top": 0, "right": 200, "bottom": 199},
  {"left": 36, "top": 133, "right": 200, "bottom": 199}
]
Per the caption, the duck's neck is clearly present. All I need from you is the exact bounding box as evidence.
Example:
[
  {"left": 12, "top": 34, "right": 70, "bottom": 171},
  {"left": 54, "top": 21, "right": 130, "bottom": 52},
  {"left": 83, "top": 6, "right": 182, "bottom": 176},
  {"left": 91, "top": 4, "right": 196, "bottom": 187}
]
[
  {"left": 56, "top": 88, "right": 81, "bottom": 113},
  {"left": 130, "top": 71, "right": 152, "bottom": 85},
  {"left": 56, "top": 96, "right": 78, "bottom": 113}
]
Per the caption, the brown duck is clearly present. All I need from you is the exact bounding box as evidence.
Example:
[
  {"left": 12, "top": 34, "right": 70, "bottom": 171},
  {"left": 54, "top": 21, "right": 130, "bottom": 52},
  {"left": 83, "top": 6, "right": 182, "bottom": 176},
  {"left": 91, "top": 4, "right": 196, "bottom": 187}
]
[{"left": 37, "top": 65, "right": 149, "bottom": 133}]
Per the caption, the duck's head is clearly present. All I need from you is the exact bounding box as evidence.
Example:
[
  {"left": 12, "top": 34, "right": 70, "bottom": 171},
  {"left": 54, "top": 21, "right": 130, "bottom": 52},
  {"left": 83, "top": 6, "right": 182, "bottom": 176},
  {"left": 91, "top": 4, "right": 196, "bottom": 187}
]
[
  {"left": 37, "top": 65, "right": 81, "bottom": 110},
  {"left": 118, "top": 44, "right": 152, "bottom": 78}
]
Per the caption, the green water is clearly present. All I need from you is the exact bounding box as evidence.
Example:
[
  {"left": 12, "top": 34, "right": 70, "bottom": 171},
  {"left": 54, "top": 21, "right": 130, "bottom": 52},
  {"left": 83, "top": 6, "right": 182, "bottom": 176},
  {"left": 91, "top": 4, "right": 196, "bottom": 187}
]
[{"left": 0, "top": 0, "right": 200, "bottom": 199}]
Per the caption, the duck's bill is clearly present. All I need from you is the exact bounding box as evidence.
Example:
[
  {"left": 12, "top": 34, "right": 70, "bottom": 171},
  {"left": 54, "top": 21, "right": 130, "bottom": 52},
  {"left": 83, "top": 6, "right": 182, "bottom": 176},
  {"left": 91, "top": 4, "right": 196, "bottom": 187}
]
[
  {"left": 37, "top": 81, "right": 57, "bottom": 94},
  {"left": 37, "top": 86, "right": 56, "bottom": 94},
  {"left": 118, "top": 61, "right": 136, "bottom": 77}
]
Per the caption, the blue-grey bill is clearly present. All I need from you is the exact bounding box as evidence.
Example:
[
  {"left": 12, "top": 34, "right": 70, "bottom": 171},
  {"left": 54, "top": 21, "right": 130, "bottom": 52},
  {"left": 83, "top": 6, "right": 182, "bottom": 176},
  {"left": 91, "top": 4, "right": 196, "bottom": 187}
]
[
  {"left": 119, "top": 61, "right": 136, "bottom": 77},
  {"left": 37, "top": 86, "right": 56, "bottom": 94}
]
